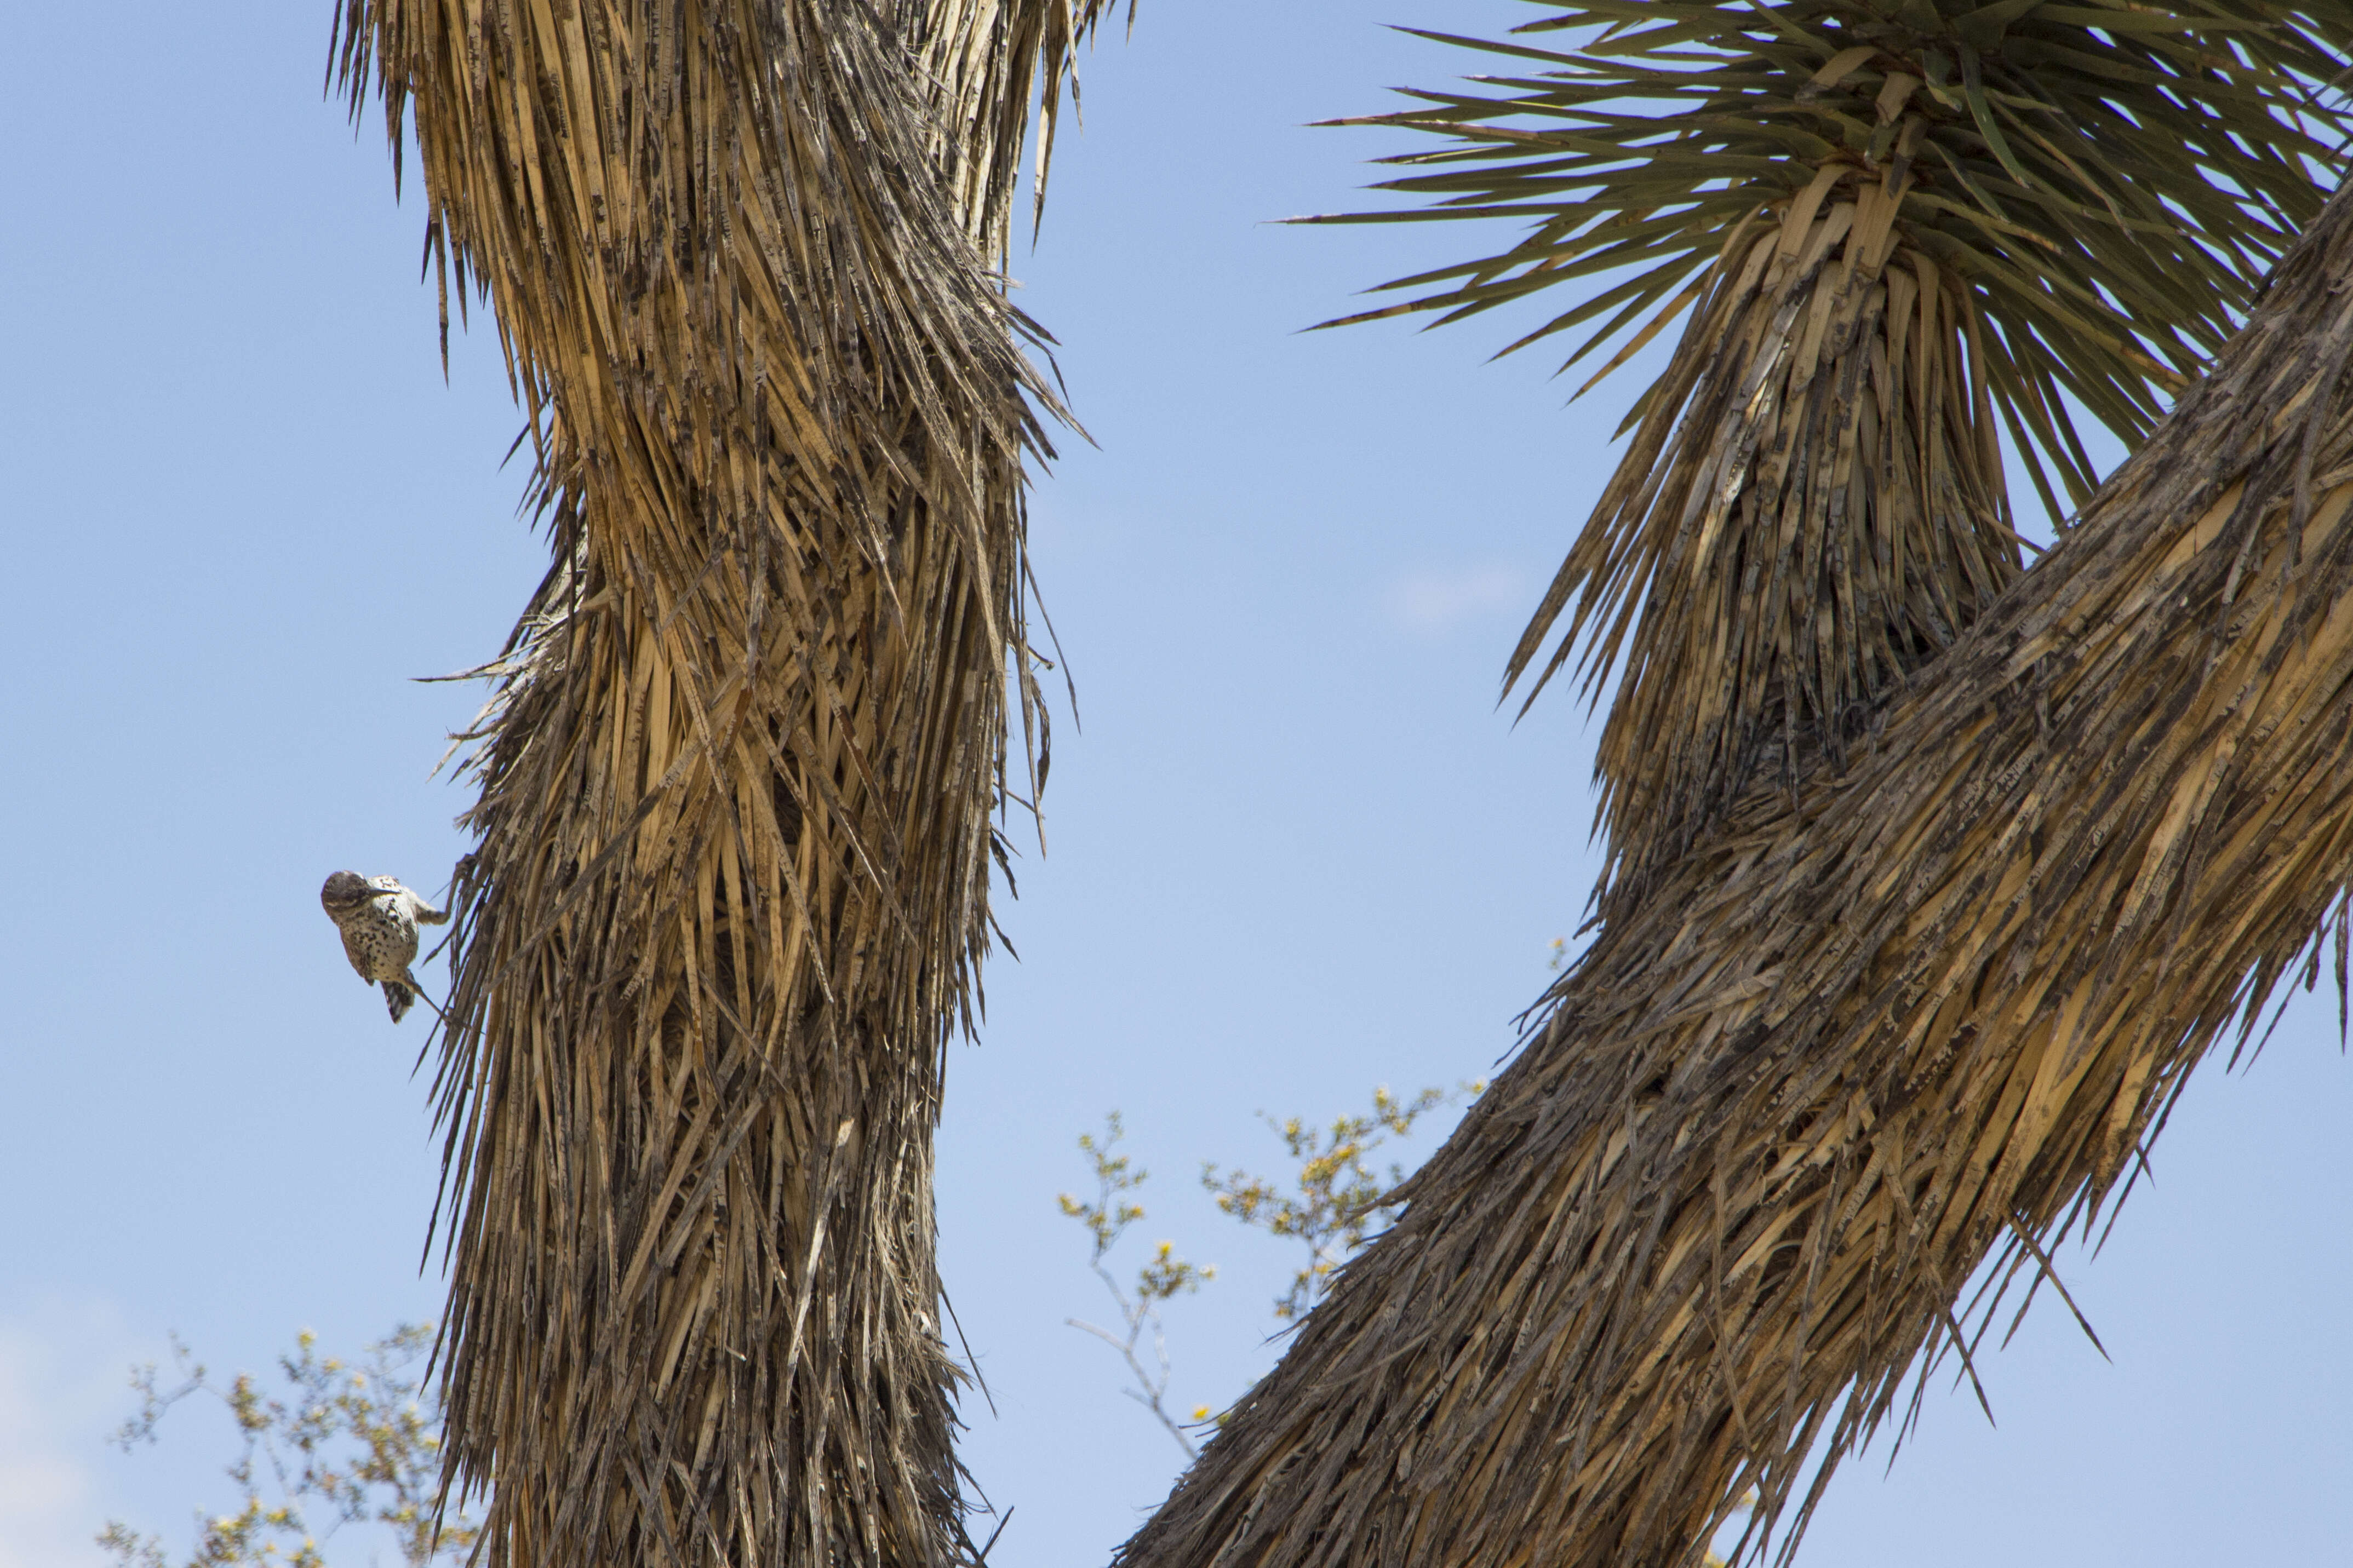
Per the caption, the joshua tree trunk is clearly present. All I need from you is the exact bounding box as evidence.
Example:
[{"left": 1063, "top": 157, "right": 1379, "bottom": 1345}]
[
  {"left": 1113, "top": 9, "right": 2348, "bottom": 1563},
  {"left": 1116, "top": 158, "right": 2353, "bottom": 1568},
  {"left": 333, "top": 3, "right": 1110, "bottom": 1565},
  {"left": 1315, "top": 0, "right": 2340, "bottom": 910}
]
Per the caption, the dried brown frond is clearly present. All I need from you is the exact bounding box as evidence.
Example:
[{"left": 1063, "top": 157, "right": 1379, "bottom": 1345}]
[
  {"left": 1116, "top": 179, "right": 2353, "bottom": 1568},
  {"left": 1306, "top": 1, "right": 2352, "bottom": 899},
  {"left": 330, "top": 3, "right": 1116, "bottom": 1566},
  {"left": 1543, "top": 173, "right": 2023, "bottom": 904}
]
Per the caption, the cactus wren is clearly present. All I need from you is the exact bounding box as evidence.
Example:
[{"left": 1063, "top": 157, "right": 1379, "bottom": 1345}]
[{"left": 320, "top": 870, "right": 449, "bottom": 1023}]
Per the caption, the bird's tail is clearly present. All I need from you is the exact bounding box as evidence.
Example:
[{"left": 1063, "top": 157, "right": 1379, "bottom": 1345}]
[{"left": 391, "top": 970, "right": 451, "bottom": 1027}]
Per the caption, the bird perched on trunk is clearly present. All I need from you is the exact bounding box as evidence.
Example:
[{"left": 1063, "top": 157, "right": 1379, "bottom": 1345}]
[{"left": 319, "top": 870, "right": 449, "bottom": 1023}]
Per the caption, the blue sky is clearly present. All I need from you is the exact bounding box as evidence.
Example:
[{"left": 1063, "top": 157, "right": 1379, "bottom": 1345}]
[{"left": 0, "top": 3, "right": 2345, "bottom": 1566}]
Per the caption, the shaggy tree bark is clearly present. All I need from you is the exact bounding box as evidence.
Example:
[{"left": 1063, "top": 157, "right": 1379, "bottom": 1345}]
[
  {"left": 1116, "top": 181, "right": 2353, "bottom": 1568},
  {"left": 1315, "top": 2, "right": 2339, "bottom": 910},
  {"left": 333, "top": 3, "right": 1110, "bottom": 1566}
]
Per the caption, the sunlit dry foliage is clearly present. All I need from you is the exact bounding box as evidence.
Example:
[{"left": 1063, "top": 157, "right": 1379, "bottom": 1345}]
[
  {"left": 1312, "top": 0, "right": 2350, "bottom": 898},
  {"left": 1118, "top": 177, "right": 2353, "bottom": 1568},
  {"left": 330, "top": 3, "right": 1119, "bottom": 1565}
]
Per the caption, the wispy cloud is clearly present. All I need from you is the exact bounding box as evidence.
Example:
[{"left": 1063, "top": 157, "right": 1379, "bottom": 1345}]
[
  {"left": 1382, "top": 565, "right": 1530, "bottom": 635},
  {"left": 0, "top": 1297, "right": 144, "bottom": 1568}
]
